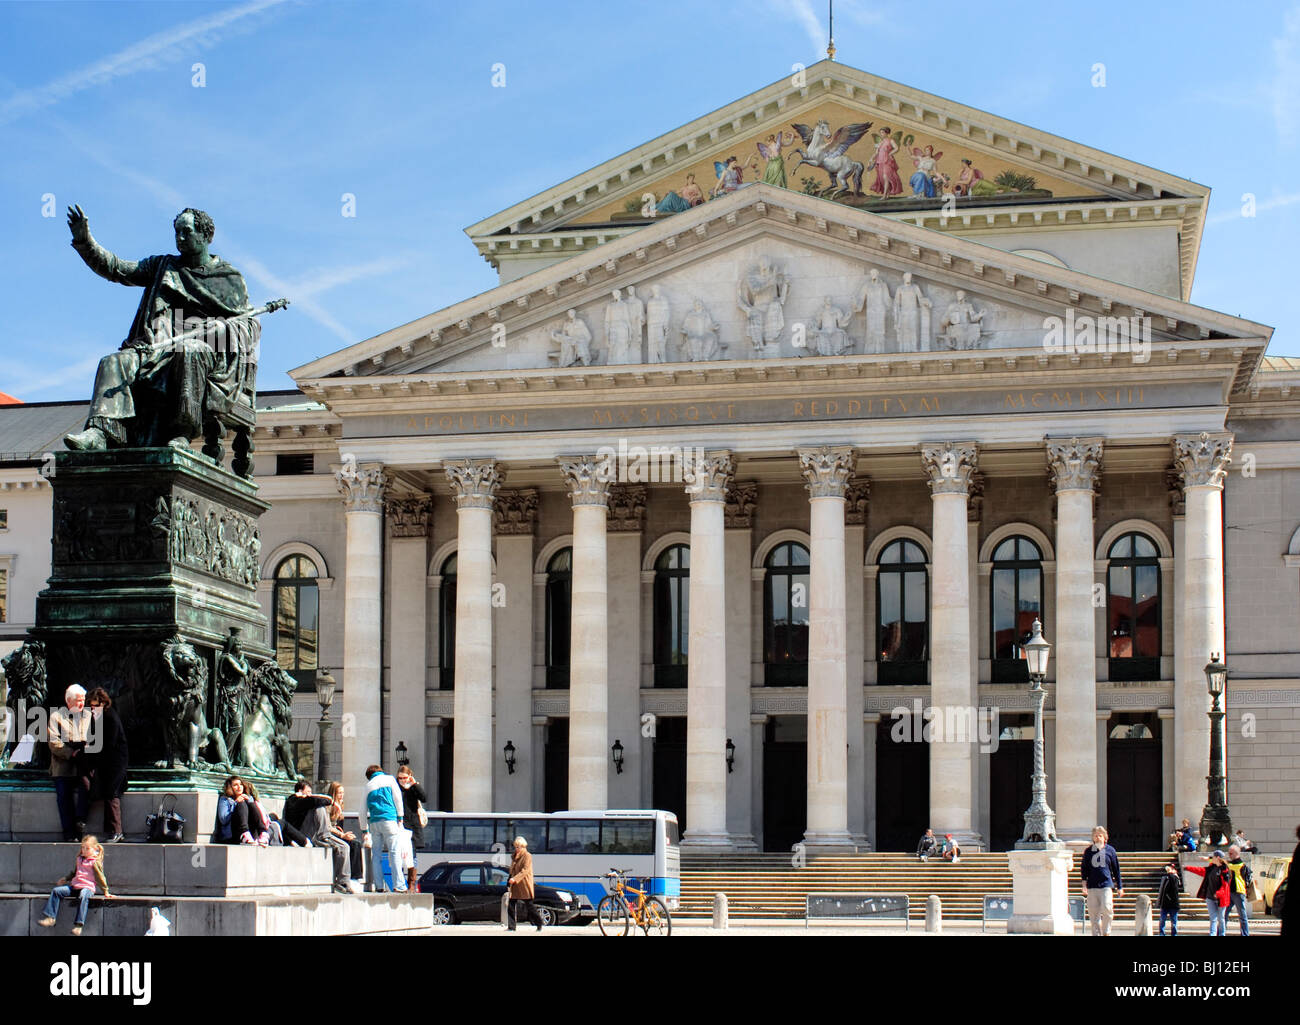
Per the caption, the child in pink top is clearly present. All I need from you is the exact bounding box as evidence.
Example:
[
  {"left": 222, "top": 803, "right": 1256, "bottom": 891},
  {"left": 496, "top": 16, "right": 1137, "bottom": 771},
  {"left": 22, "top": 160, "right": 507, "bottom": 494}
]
[{"left": 38, "top": 835, "right": 112, "bottom": 935}]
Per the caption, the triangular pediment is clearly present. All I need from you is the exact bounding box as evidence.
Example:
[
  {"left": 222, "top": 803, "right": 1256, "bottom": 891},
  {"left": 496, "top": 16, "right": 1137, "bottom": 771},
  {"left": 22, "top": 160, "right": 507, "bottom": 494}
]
[
  {"left": 464, "top": 60, "right": 1209, "bottom": 290},
  {"left": 292, "top": 186, "right": 1267, "bottom": 396}
]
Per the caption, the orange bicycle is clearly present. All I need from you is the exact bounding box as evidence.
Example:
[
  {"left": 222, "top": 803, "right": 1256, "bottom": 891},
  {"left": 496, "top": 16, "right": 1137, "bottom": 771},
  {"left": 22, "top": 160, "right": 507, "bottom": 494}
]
[{"left": 596, "top": 867, "right": 671, "bottom": 936}]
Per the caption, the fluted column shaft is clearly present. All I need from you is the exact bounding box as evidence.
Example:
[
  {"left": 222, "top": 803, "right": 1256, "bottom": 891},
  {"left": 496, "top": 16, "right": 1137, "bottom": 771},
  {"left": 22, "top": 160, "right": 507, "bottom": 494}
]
[
  {"left": 1173, "top": 432, "right": 1232, "bottom": 822},
  {"left": 445, "top": 459, "right": 503, "bottom": 811},
  {"left": 559, "top": 456, "right": 614, "bottom": 810},
  {"left": 800, "top": 446, "right": 856, "bottom": 847},
  {"left": 1047, "top": 437, "right": 1103, "bottom": 840},
  {"left": 681, "top": 452, "right": 734, "bottom": 846},
  {"left": 921, "top": 443, "right": 979, "bottom": 844},
  {"left": 338, "top": 463, "right": 387, "bottom": 788}
]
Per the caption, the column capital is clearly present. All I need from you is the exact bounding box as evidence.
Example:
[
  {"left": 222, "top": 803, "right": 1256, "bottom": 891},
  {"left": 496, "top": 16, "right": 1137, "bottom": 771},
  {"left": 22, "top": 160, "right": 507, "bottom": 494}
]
[
  {"left": 683, "top": 450, "right": 735, "bottom": 503},
  {"left": 444, "top": 458, "right": 504, "bottom": 510},
  {"left": 558, "top": 454, "right": 615, "bottom": 507},
  {"left": 845, "top": 477, "right": 871, "bottom": 525},
  {"left": 1172, "top": 431, "right": 1233, "bottom": 489},
  {"left": 798, "top": 445, "right": 857, "bottom": 499},
  {"left": 920, "top": 442, "right": 979, "bottom": 496},
  {"left": 386, "top": 494, "right": 432, "bottom": 538},
  {"left": 1163, "top": 467, "right": 1186, "bottom": 517},
  {"left": 1046, "top": 436, "right": 1104, "bottom": 493},
  {"left": 493, "top": 488, "right": 539, "bottom": 535},
  {"left": 725, "top": 481, "right": 758, "bottom": 529},
  {"left": 967, "top": 471, "right": 985, "bottom": 523},
  {"left": 336, "top": 461, "right": 387, "bottom": 513},
  {"left": 608, "top": 484, "right": 647, "bottom": 532}
]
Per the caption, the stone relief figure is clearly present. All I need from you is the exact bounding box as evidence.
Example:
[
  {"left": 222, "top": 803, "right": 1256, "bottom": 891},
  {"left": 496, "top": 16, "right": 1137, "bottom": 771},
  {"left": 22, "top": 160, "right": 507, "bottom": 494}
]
[
  {"left": 604, "top": 288, "right": 638, "bottom": 364},
  {"left": 214, "top": 627, "right": 251, "bottom": 764},
  {"left": 243, "top": 662, "right": 297, "bottom": 776},
  {"left": 681, "top": 298, "right": 722, "bottom": 361},
  {"left": 738, "top": 259, "right": 788, "bottom": 354},
  {"left": 625, "top": 285, "right": 646, "bottom": 352},
  {"left": 893, "top": 272, "right": 932, "bottom": 353},
  {"left": 158, "top": 634, "right": 229, "bottom": 769},
  {"left": 645, "top": 285, "right": 671, "bottom": 363},
  {"left": 61, "top": 204, "right": 287, "bottom": 453},
  {"left": 809, "top": 296, "right": 853, "bottom": 356},
  {"left": 936, "top": 290, "right": 987, "bottom": 350},
  {"left": 548, "top": 308, "right": 595, "bottom": 369},
  {"left": 853, "top": 268, "right": 892, "bottom": 354},
  {"left": 550, "top": 309, "right": 594, "bottom": 367},
  {"left": 1, "top": 640, "right": 48, "bottom": 768}
]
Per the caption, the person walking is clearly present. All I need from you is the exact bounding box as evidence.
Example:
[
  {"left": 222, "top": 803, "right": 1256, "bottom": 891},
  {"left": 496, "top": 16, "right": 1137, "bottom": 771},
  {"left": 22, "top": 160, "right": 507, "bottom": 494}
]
[
  {"left": 85, "top": 688, "right": 128, "bottom": 843},
  {"left": 359, "top": 764, "right": 407, "bottom": 893},
  {"left": 37, "top": 835, "right": 112, "bottom": 936},
  {"left": 507, "top": 836, "right": 543, "bottom": 932},
  {"left": 1186, "top": 850, "right": 1231, "bottom": 936},
  {"left": 395, "top": 765, "right": 427, "bottom": 891},
  {"left": 1156, "top": 860, "right": 1182, "bottom": 936},
  {"left": 48, "top": 684, "right": 93, "bottom": 841},
  {"left": 1224, "top": 844, "right": 1253, "bottom": 936},
  {"left": 1281, "top": 824, "right": 1300, "bottom": 939},
  {"left": 1080, "top": 826, "right": 1124, "bottom": 936}
]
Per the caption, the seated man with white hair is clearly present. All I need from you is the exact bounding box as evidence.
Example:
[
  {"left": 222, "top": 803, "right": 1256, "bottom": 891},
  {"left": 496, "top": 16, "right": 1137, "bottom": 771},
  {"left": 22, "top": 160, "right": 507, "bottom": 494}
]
[{"left": 48, "top": 685, "right": 95, "bottom": 841}]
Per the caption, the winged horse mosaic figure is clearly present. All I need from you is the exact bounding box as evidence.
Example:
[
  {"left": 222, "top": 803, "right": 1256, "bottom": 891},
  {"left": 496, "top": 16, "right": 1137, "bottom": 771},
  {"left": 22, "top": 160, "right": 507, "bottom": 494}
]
[{"left": 790, "top": 120, "right": 873, "bottom": 197}]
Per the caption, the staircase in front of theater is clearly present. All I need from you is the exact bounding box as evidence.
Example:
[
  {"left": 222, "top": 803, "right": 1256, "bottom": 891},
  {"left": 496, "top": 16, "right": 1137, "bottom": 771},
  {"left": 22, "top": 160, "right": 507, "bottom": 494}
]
[{"left": 678, "top": 850, "right": 1179, "bottom": 921}]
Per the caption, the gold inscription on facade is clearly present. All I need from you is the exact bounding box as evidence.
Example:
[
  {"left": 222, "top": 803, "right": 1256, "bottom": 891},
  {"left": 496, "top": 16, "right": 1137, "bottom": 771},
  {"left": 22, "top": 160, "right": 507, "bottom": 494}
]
[
  {"left": 406, "top": 411, "right": 530, "bottom": 430},
  {"left": 1002, "top": 388, "right": 1145, "bottom": 409}
]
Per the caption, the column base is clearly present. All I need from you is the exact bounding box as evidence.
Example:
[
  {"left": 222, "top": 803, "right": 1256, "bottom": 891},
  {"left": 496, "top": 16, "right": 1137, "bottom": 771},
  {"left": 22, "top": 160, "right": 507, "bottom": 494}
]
[
  {"left": 935, "top": 829, "right": 984, "bottom": 853},
  {"left": 801, "top": 830, "right": 859, "bottom": 853},
  {"left": 1056, "top": 828, "right": 1097, "bottom": 850},
  {"left": 727, "top": 833, "right": 760, "bottom": 852},
  {"left": 850, "top": 833, "right": 872, "bottom": 852},
  {"left": 1007, "top": 847, "right": 1075, "bottom": 935},
  {"left": 680, "top": 830, "right": 733, "bottom": 850}
]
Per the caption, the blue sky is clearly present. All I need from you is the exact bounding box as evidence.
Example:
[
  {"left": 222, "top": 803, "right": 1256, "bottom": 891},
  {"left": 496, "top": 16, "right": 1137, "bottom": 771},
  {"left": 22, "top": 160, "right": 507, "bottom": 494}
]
[{"left": 2, "top": 0, "right": 1298, "bottom": 402}]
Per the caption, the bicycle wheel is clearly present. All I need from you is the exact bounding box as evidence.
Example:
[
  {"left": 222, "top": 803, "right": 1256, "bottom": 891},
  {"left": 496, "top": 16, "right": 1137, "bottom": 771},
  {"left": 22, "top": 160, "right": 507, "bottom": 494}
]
[
  {"left": 639, "top": 896, "right": 672, "bottom": 937},
  {"left": 596, "top": 893, "right": 629, "bottom": 936}
]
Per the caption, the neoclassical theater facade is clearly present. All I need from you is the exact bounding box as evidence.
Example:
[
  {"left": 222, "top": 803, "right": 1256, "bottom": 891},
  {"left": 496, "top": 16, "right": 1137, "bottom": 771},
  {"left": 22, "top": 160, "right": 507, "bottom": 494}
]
[{"left": 5, "top": 61, "right": 1300, "bottom": 851}]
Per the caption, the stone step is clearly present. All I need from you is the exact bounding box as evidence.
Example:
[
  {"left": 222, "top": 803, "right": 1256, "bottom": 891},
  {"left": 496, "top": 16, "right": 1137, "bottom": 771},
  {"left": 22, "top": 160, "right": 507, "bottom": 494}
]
[
  {"left": 0, "top": 842, "right": 333, "bottom": 897},
  {"left": 0, "top": 892, "right": 433, "bottom": 936}
]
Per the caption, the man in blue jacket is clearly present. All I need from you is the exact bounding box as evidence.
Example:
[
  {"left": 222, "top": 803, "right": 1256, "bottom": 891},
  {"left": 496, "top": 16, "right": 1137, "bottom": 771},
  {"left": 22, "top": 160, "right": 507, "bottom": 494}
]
[
  {"left": 1080, "top": 825, "right": 1123, "bottom": 936},
  {"left": 359, "top": 764, "right": 408, "bottom": 893}
]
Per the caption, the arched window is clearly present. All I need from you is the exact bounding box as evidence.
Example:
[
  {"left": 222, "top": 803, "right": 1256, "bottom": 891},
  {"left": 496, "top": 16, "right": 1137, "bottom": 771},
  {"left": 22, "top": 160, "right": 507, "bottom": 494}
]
[
  {"left": 653, "top": 545, "right": 689, "bottom": 688},
  {"left": 273, "top": 555, "right": 318, "bottom": 690},
  {"left": 438, "top": 553, "right": 457, "bottom": 691},
  {"left": 764, "top": 541, "right": 809, "bottom": 686},
  {"left": 877, "top": 539, "right": 928, "bottom": 685},
  {"left": 990, "top": 536, "right": 1043, "bottom": 683},
  {"left": 1107, "top": 532, "right": 1161, "bottom": 681},
  {"left": 545, "top": 547, "right": 572, "bottom": 689}
]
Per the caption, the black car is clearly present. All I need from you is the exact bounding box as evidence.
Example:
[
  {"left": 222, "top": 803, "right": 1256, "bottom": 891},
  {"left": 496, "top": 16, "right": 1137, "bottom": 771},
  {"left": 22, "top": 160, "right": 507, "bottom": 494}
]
[{"left": 418, "top": 861, "right": 584, "bottom": 926}]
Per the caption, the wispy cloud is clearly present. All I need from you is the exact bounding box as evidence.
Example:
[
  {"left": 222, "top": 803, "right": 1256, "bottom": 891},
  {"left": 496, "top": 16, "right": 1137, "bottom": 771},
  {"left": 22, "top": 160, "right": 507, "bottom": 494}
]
[
  {"left": 764, "top": 0, "right": 886, "bottom": 60},
  {"left": 1207, "top": 190, "right": 1300, "bottom": 225},
  {"left": 0, "top": 0, "right": 291, "bottom": 127},
  {"left": 1273, "top": 6, "right": 1300, "bottom": 146},
  {"left": 0, "top": 354, "right": 102, "bottom": 400}
]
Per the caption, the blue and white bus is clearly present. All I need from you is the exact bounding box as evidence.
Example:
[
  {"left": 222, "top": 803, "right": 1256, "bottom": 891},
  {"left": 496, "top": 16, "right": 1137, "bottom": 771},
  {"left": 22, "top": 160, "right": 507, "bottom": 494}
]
[{"left": 416, "top": 809, "right": 680, "bottom": 913}]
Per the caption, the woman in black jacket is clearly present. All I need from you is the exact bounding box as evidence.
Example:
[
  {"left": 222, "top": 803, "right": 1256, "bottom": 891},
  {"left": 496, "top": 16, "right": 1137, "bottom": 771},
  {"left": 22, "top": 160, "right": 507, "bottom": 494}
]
[
  {"left": 1282, "top": 825, "right": 1300, "bottom": 939},
  {"left": 396, "top": 765, "right": 427, "bottom": 891},
  {"left": 86, "top": 688, "right": 128, "bottom": 843}
]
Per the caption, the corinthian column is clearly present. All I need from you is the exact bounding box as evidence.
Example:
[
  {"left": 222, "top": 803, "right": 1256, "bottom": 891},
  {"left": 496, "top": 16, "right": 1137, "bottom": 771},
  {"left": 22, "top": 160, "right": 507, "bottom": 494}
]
[
  {"left": 681, "top": 451, "right": 734, "bottom": 847},
  {"left": 799, "top": 445, "right": 856, "bottom": 849},
  {"left": 444, "top": 459, "right": 503, "bottom": 811},
  {"left": 920, "top": 442, "right": 981, "bottom": 847},
  {"left": 1046, "top": 437, "right": 1103, "bottom": 840},
  {"left": 337, "top": 462, "right": 387, "bottom": 788},
  {"left": 1172, "top": 432, "right": 1232, "bottom": 823},
  {"left": 558, "top": 455, "right": 615, "bottom": 810}
]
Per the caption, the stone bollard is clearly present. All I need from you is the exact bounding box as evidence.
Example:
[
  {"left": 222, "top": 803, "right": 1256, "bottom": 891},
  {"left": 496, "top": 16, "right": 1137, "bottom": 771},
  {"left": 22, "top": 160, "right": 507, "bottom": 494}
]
[
  {"left": 925, "top": 894, "right": 942, "bottom": 933},
  {"left": 712, "top": 892, "right": 729, "bottom": 930},
  {"left": 1134, "top": 893, "right": 1152, "bottom": 936}
]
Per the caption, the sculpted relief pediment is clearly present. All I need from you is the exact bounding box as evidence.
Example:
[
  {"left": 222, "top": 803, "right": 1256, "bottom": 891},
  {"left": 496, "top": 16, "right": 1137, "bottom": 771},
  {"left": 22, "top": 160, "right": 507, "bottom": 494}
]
[{"left": 409, "top": 236, "right": 1139, "bottom": 375}]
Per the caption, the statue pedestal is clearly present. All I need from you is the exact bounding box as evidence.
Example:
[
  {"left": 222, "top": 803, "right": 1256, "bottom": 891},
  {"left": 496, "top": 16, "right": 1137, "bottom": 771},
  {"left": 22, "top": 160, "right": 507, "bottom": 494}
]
[
  {"left": 1007, "top": 845, "right": 1075, "bottom": 935},
  {"left": 4, "top": 446, "right": 282, "bottom": 776}
]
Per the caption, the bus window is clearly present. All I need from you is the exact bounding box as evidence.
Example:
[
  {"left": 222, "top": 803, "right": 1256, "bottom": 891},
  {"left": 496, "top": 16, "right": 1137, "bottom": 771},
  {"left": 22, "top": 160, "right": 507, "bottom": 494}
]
[
  {"left": 506, "top": 818, "right": 549, "bottom": 854},
  {"left": 602, "top": 818, "right": 654, "bottom": 854},
  {"left": 443, "top": 818, "right": 495, "bottom": 852},
  {"left": 663, "top": 818, "right": 680, "bottom": 846},
  {"left": 420, "top": 819, "right": 443, "bottom": 851},
  {"left": 549, "top": 819, "right": 601, "bottom": 853}
]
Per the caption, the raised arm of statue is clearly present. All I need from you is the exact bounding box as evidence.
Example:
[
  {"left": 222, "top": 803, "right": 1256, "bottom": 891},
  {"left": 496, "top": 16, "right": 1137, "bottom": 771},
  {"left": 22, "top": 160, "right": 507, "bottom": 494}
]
[{"left": 66, "top": 205, "right": 153, "bottom": 287}]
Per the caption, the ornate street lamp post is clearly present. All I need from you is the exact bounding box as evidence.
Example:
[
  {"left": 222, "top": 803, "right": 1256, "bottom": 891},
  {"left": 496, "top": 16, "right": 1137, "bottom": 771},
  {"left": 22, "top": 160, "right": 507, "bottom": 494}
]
[
  {"left": 315, "top": 669, "right": 336, "bottom": 787},
  {"left": 1017, "top": 619, "right": 1060, "bottom": 847},
  {"left": 1199, "top": 653, "right": 1232, "bottom": 848}
]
